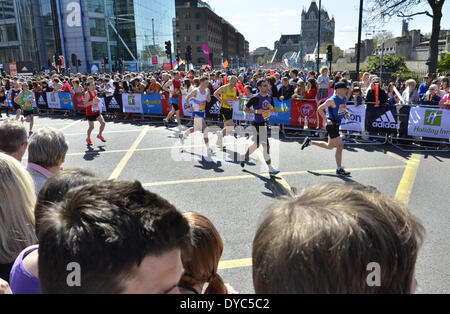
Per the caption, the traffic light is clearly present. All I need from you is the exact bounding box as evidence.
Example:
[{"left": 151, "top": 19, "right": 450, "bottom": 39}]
[
  {"left": 165, "top": 41, "right": 172, "bottom": 58},
  {"left": 104, "top": 57, "right": 109, "bottom": 65},
  {"left": 77, "top": 60, "right": 81, "bottom": 67},
  {"left": 185, "top": 45, "right": 192, "bottom": 62},
  {"left": 327, "top": 45, "right": 333, "bottom": 62},
  {"left": 71, "top": 54, "right": 77, "bottom": 67}
]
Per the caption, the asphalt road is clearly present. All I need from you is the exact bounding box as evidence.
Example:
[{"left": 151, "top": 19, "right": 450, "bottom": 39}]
[{"left": 10, "top": 114, "right": 450, "bottom": 294}]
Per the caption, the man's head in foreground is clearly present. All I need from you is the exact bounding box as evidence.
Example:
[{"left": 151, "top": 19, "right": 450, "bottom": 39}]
[
  {"left": 38, "top": 180, "right": 191, "bottom": 294},
  {"left": 0, "top": 119, "right": 28, "bottom": 162},
  {"left": 253, "top": 183, "right": 425, "bottom": 294}
]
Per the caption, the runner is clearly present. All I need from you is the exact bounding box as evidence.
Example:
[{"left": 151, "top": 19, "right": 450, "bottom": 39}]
[
  {"left": 301, "top": 81, "right": 351, "bottom": 177},
  {"left": 241, "top": 78, "right": 280, "bottom": 176},
  {"left": 179, "top": 76, "right": 215, "bottom": 157},
  {"left": 214, "top": 75, "right": 239, "bottom": 149},
  {"left": 163, "top": 71, "right": 183, "bottom": 131},
  {"left": 14, "top": 83, "right": 35, "bottom": 136},
  {"left": 84, "top": 81, "right": 106, "bottom": 146},
  {"left": 10, "top": 82, "right": 22, "bottom": 121},
  {"left": 0, "top": 84, "right": 9, "bottom": 118}
]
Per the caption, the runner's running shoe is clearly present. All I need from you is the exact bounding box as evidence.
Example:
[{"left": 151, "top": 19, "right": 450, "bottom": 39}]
[
  {"left": 86, "top": 138, "right": 93, "bottom": 145},
  {"left": 97, "top": 135, "right": 107, "bottom": 143},
  {"left": 269, "top": 168, "right": 280, "bottom": 176},
  {"left": 336, "top": 168, "right": 351, "bottom": 177}
]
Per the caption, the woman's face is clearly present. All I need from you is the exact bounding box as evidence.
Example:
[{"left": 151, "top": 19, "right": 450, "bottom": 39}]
[{"left": 307, "top": 82, "right": 312, "bottom": 89}]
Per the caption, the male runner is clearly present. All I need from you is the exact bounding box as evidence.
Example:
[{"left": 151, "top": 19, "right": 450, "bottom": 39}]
[
  {"left": 214, "top": 75, "right": 239, "bottom": 148},
  {"left": 14, "top": 82, "right": 35, "bottom": 136},
  {"left": 85, "top": 81, "right": 106, "bottom": 145},
  {"left": 242, "top": 78, "right": 280, "bottom": 176},
  {"left": 301, "top": 81, "right": 351, "bottom": 177},
  {"left": 10, "top": 82, "right": 22, "bottom": 121},
  {"left": 179, "top": 76, "right": 215, "bottom": 157},
  {"left": 163, "top": 71, "right": 183, "bottom": 131}
]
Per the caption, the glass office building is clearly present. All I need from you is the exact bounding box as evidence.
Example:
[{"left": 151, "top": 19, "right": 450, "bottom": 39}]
[{"left": 0, "top": 0, "right": 176, "bottom": 73}]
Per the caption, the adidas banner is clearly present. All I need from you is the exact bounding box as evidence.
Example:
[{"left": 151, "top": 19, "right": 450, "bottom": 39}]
[
  {"left": 408, "top": 107, "right": 450, "bottom": 139},
  {"left": 35, "top": 92, "right": 48, "bottom": 109},
  {"left": 366, "top": 105, "right": 399, "bottom": 134},
  {"left": 340, "top": 105, "right": 366, "bottom": 132}
]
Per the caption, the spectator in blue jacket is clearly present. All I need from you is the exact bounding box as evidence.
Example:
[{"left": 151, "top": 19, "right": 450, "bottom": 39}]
[{"left": 418, "top": 74, "right": 434, "bottom": 99}]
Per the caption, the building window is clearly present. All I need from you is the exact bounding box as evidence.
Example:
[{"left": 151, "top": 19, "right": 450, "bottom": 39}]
[
  {"left": 89, "top": 18, "right": 106, "bottom": 37},
  {"left": 92, "top": 42, "right": 107, "bottom": 61},
  {"left": 196, "top": 35, "right": 203, "bottom": 42},
  {"left": 195, "top": 12, "right": 202, "bottom": 19},
  {"left": 0, "top": 24, "right": 17, "bottom": 42},
  {"left": 184, "top": 12, "right": 191, "bottom": 19},
  {"left": 87, "top": 0, "right": 104, "bottom": 14},
  {"left": 185, "top": 24, "right": 191, "bottom": 31},
  {"left": 196, "top": 24, "right": 203, "bottom": 30}
]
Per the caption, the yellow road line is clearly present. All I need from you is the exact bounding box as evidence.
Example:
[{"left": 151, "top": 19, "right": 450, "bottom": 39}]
[
  {"left": 218, "top": 258, "right": 252, "bottom": 270},
  {"left": 109, "top": 126, "right": 149, "bottom": 180},
  {"left": 394, "top": 154, "right": 422, "bottom": 206},
  {"left": 143, "top": 165, "right": 406, "bottom": 187}
]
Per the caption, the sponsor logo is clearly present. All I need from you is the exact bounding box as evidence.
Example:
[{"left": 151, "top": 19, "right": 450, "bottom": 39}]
[
  {"left": 128, "top": 95, "right": 136, "bottom": 106},
  {"left": 424, "top": 110, "right": 443, "bottom": 127},
  {"left": 301, "top": 104, "right": 315, "bottom": 117},
  {"left": 372, "top": 111, "right": 398, "bottom": 129}
]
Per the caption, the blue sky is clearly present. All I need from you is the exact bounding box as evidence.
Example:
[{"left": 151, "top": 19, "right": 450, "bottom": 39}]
[{"left": 205, "top": 0, "right": 450, "bottom": 51}]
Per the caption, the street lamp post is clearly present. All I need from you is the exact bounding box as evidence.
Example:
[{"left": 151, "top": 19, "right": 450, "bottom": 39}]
[
  {"left": 316, "top": 0, "right": 322, "bottom": 73},
  {"left": 356, "top": 0, "right": 364, "bottom": 80}
]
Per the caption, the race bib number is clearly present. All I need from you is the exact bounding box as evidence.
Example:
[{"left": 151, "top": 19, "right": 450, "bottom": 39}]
[
  {"left": 199, "top": 102, "right": 206, "bottom": 112},
  {"left": 338, "top": 104, "right": 347, "bottom": 116},
  {"left": 262, "top": 110, "right": 271, "bottom": 120},
  {"left": 92, "top": 103, "right": 100, "bottom": 112},
  {"left": 25, "top": 101, "right": 32, "bottom": 110}
]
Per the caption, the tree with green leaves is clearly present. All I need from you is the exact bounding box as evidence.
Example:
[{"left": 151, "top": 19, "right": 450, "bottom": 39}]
[
  {"left": 361, "top": 55, "right": 416, "bottom": 82},
  {"left": 438, "top": 53, "right": 450, "bottom": 73},
  {"left": 365, "top": 0, "right": 445, "bottom": 75},
  {"left": 319, "top": 43, "right": 344, "bottom": 61}
]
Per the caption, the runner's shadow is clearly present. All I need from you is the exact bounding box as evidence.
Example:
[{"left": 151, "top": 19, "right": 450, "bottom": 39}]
[
  {"left": 83, "top": 145, "right": 106, "bottom": 161},
  {"left": 307, "top": 171, "right": 357, "bottom": 184},
  {"left": 183, "top": 151, "right": 225, "bottom": 173},
  {"left": 243, "top": 169, "right": 295, "bottom": 199}
]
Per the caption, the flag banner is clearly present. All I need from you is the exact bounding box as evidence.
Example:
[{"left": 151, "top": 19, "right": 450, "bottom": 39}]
[
  {"left": 232, "top": 98, "right": 254, "bottom": 122},
  {"left": 290, "top": 100, "right": 321, "bottom": 128},
  {"left": 122, "top": 94, "right": 143, "bottom": 113},
  {"left": 408, "top": 107, "right": 450, "bottom": 139},
  {"left": 340, "top": 105, "right": 366, "bottom": 132},
  {"left": 35, "top": 92, "right": 48, "bottom": 109},
  {"left": 141, "top": 93, "right": 163, "bottom": 115},
  {"left": 366, "top": 105, "right": 399, "bottom": 134},
  {"left": 268, "top": 99, "right": 291, "bottom": 125}
]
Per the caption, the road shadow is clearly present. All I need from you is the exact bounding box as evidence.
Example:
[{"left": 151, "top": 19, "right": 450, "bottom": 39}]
[
  {"left": 83, "top": 145, "right": 106, "bottom": 161},
  {"left": 243, "top": 169, "right": 296, "bottom": 199},
  {"left": 183, "top": 151, "right": 225, "bottom": 174},
  {"left": 307, "top": 170, "right": 358, "bottom": 184}
]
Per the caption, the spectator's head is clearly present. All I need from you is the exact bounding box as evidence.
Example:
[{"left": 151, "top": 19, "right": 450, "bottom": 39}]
[
  {"left": 405, "top": 79, "right": 417, "bottom": 90},
  {"left": 290, "top": 69, "right": 299, "bottom": 79},
  {"left": 0, "top": 120, "right": 28, "bottom": 162},
  {"left": 424, "top": 74, "right": 433, "bottom": 85},
  {"left": 320, "top": 66, "right": 329, "bottom": 76},
  {"left": 28, "top": 127, "right": 68, "bottom": 172},
  {"left": 34, "top": 168, "right": 99, "bottom": 238},
  {"left": 252, "top": 183, "right": 425, "bottom": 294},
  {"left": 428, "top": 84, "right": 438, "bottom": 96},
  {"left": 281, "top": 77, "right": 289, "bottom": 87},
  {"left": 307, "top": 78, "right": 318, "bottom": 90},
  {"left": 352, "top": 86, "right": 361, "bottom": 97},
  {"left": 179, "top": 212, "right": 227, "bottom": 294},
  {"left": 38, "top": 180, "right": 191, "bottom": 294},
  {"left": 342, "top": 71, "right": 351, "bottom": 80},
  {"left": 296, "top": 80, "right": 306, "bottom": 95},
  {"left": 0, "top": 152, "right": 37, "bottom": 264}
]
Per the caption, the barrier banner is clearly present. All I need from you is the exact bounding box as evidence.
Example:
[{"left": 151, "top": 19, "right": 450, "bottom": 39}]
[
  {"left": 46, "top": 92, "right": 60, "bottom": 109},
  {"left": 58, "top": 92, "right": 74, "bottom": 110},
  {"left": 291, "top": 100, "right": 321, "bottom": 128},
  {"left": 35, "top": 92, "right": 48, "bottom": 109},
  {"left": 340, "top": 105, "right": 366, "bottom": 132},
  {"left": 161, "top": 93, "right": 172, "bottom": 115},
  {"left": 73, "top": 94, "right": 85, "bottom": 111},
  {"left": 366, "top": 105, "right": 399, "bottom": 134},
  {"left": 408, "top": 107, "right": 450, "bottom": 139},
  {"left": 142, "top": 93, "right": 163, "bottom": 115},
  {"left": 206, "top": 99, "right": 221, "bottom": 120},
  {"left": 232, "top": 98, "right": 254, "bottom": 121},
  {"left": 104, "top": 95, "right": 122, "bottom": 113},
  {"left": 122, "top": 94, "right": 143, "bottom": 113},
  {"left": 269, "top": 99, "right": 291, "bottom": 125}
]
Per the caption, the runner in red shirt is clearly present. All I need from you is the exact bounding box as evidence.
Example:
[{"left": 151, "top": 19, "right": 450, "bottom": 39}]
[
  {"left": 163, "top": 71, "right": 183, "bottom": 131},
  {"left": 84, "top": 81, "right": 106, "bottom": 145}
]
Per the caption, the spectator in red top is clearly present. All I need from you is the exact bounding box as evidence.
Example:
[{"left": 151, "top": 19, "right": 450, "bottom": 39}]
[
  {"left": 305, "top": 78, "right": 318, "bottom": 101},
  {"left": 61, "top": 77, "right": 72, "bottom": 94}
]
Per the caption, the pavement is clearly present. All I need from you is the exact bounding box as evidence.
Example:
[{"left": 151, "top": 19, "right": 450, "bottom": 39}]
[{"left": 9, "top": 114, "right": 450, "bottom": 294}]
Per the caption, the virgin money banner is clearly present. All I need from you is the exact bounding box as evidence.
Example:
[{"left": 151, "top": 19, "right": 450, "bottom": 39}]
[
  {"left": 122, "top": 94, "right": 143, "bottom": 113},
  {"left": 73, "top": 94, "right": 85, "bottom": 111},
  {"left": 340, "top": 105, "right": 366, "bottom": 132},
  {"left": 142, "top": 93, "right": 163, "bottom": 114},
  {"left": 232, "top": 98, "right": 254, "bottom": 121},
  {"left": 408, "top": 107, "right": 450, "bottom": 139},
  {"left": 291, "top": 100, "right": 321, "bottom": 128}
]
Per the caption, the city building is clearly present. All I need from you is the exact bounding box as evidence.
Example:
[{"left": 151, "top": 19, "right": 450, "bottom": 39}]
[
  {"left": 175, "top": 0, "right": 247, "bottom": 68},
  {"left": 249, "top": 47, "right": 273, "bottom": 65},
  {"left": 0, "top": 0, "right": 176, "bottom": 73}
]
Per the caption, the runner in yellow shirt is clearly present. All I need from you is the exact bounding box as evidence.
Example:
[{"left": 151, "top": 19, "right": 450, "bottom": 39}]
[{"left": 214, "top": 76, "right": 239, "bottom": 148}]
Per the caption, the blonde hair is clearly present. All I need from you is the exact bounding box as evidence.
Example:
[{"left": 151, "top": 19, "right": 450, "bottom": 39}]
[{"left": 0, "top": 153, "right": 37, "bottom": 263}]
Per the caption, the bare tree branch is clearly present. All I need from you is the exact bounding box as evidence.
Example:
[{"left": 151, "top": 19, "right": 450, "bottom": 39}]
[{"left": 397, "top": 11, "right": 434, "bottom": 18}]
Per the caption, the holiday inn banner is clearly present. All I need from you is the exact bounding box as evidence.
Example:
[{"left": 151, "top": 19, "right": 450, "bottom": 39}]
[{"left": 408, "top": 107, "right": 450, "bottom": 139}]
